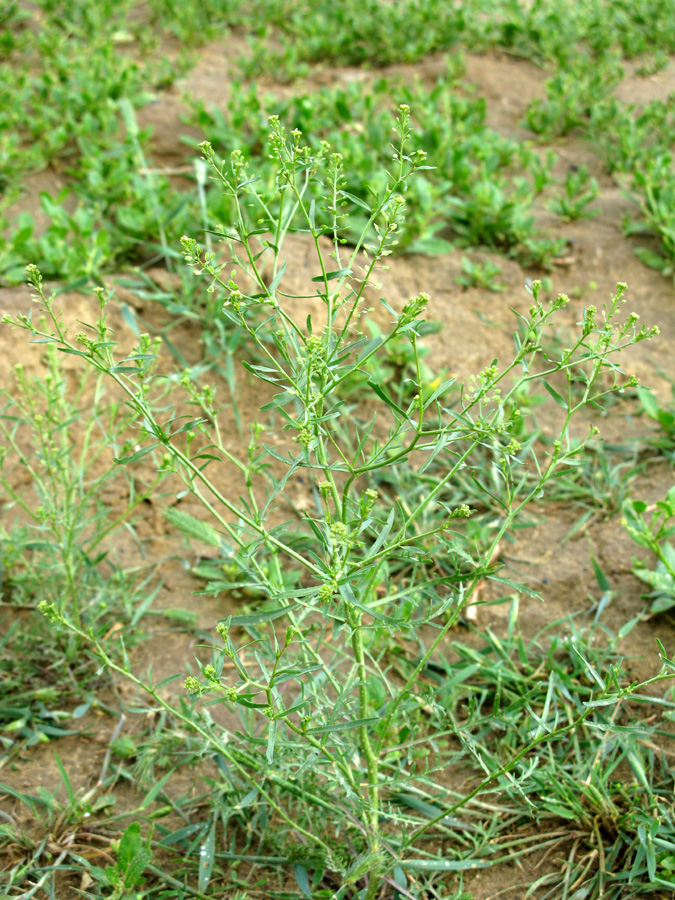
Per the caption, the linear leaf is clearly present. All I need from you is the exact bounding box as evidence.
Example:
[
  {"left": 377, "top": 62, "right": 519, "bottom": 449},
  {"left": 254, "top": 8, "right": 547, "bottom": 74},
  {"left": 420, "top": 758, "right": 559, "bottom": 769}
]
[
  {"left": 113, "top": 442, "right": 160, "bottom": 464},
  {"left": 198, "top": 821, "right": 216, "bottom": 892},
  {"left": 224, "top": 603, "right": 299, "bottom": 626},
  {"left": 269, "top": 259, "right": 287, "bottom": 293},
  {"left": 367, "top": 379, "right": 407, "bottom": 418},
  {"left": 294, "top": 864, "right": 311, "bottom": 898},
  {"left": 339, "top": 190, "right": 372, "bottom": 211},
  {"left": 164, "top": 508, "right": 221, "bottom": 547},
  {"left": 543, "top": 380, "right": 568, "bottom": 409},
  {"left": 307, "top": 716, "right": 379, "bottom": 735},
  {"left": 311, "top": 267, "right": 352, "bottom": 282}
]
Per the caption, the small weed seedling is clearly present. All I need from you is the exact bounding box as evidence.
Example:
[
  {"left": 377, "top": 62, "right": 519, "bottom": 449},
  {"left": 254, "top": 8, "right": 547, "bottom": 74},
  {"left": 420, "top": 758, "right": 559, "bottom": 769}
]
[
  {"left": 455, "top": 256, "right": 506, "bottom": 292},
  {"left": 637, "top": 384, "right": 675, "bottom": 457},
  {"left": 623, "top": 487, "right": 675, "bottom": 615},
  {"left": 549, "top": 164, "right": 599, "bottom": 221}
]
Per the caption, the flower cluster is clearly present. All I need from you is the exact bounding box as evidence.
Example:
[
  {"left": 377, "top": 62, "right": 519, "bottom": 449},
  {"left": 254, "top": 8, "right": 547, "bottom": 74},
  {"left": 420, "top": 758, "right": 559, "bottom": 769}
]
[{"left": 184, "top": 676, "right": 202, "bottom": 695}]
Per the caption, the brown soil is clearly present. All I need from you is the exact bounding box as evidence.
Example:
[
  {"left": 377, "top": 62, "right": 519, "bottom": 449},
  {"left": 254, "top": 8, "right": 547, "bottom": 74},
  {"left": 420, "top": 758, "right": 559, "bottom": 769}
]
[{"left": 2, "top": 45, "right": 675, "bottom": 900}]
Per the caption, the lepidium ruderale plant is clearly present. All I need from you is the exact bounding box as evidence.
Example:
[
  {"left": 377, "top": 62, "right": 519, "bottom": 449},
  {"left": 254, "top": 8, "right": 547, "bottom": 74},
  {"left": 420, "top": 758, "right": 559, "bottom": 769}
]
[
  {"left": 3, "top": 108, "right": 661, "bottom": 896},
  {"left": 0, "top": 329, "right": 167, "bottom": 654}
]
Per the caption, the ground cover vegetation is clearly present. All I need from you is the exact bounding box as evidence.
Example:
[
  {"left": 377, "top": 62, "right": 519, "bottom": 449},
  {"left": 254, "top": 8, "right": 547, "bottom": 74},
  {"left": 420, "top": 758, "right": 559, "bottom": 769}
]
[{"left": 2, "top": 1, "right": 675, "bottom": 898}]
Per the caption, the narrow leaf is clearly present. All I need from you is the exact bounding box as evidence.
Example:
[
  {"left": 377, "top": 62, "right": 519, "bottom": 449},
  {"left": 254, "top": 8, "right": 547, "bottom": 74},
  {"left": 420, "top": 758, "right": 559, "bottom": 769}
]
[
  {"left": 198, "top": 820, "right": 216, "bottom": 892},
  {"left": 164, "top": 507, "right": 221, "bottom": 547},
  {"left": 311, "top": 267, "right": 352, "bottom": 282},
  {"left": 543, "top": 380, "right": 568, "bottom": 409}
]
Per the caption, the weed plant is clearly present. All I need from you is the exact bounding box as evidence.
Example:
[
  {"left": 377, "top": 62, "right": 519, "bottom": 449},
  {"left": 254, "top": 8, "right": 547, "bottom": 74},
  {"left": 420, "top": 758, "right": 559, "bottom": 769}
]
[
  {"left": 524, "top": 56, "right": 623, "bottom": 142},
  {"left": 589, "top": 97, "right": 675, "bottom": 176},
  {"left": 193, "top": 70, "right": 561, "bottom": 263},
  {"left": 488, "top": 0, "right": 675, "bottom": 65},
  {"left": 637, "top": 385, "right": 675, "bottom": 458},
  {"left": 1, "top": 108, "right": 192, "bottom": 284},
  {"left": 1, "top": 56, "right": 566, "bottom": 288},
  {"left": 625, "top": 154, "right": 675, "bottom": 282},
  {"left": 549, "top": 165, "right": 599, "bottom": 222},
  {"left": 0, "top": 336, "right": 168, "bottom": 759},
  {"left": 3, "top": 109, "right": 670, "bottom": 896},
  {"left": 19, "top": 0, "right": 669, "bottom": 286},
  {"left": 623, "top": 487, "right": 675, "bottom": 616},
  {"left": 455, "top": 257, "right": 506, "bottom": 292}
]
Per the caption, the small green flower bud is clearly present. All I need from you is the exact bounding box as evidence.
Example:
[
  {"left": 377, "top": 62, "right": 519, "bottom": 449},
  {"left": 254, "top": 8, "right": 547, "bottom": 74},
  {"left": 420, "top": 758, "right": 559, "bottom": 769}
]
[
  {"left": 38, "top": 600, "right": 60, "bottom": 623},
  {"left": 318, "top": 480, "right": 332, "bottom": 497},
  {"left": 226, "top": 687, "right": 238, "bottom": 703},
  {"left": 401, "top": 292, "right": 430, "bottom": 324},
  {"left": 216, "top": 622, "right": 229, "bottom": 640},
  {"left": 294, "top": 427, "right": 313, "bottom": 448},
  {"left": 203, "top": 665, "right": 217, "bottom": 682},
  {"left": 331, "top": 521, "right": 347, "bottom": 543},
  {"left": 198, "top": 140, "right": 215, "bottom": 161},
  {"left": 184, "top": 676, "right": 201, "bottom": 695},
  {"left": 93, "top": 286, "right": 107, "bottom": 309},
  {"left": 284, "top": 626, "right": 296, "bottom": 648},
  {"left": 318, "top": 583, "right": 333, "bottom": 602},
  {"left": 447, "top": 505, "right": 471, "bottom": 524},
  {"left": 262, "top": 706, "right": 275, "bottom": 719},
  {"left": 25, "top": 264, "right": 41, "bottom": 286},
  {"left": 306, "top": 335, "right": 322, "bottom": 354}
]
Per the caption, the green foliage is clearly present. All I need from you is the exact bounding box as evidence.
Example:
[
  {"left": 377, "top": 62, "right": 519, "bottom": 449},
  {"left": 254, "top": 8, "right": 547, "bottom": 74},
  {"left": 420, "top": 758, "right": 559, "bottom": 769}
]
[
  {"left": 549, "top": 164, "right": 599, "bottom": 221},
  {"left": 191, "top": 67, "right": 558, "bottom": 262},
  {"left": 637, "top": 385, "right": 675, "bottom": 456},
  {"left": 590, "top": 96, "right": 675, "bottom": 175},
  {"left": 447, "top": 600, "right": 675, "bottom": 897},
  {"left": 455, "top": 256, "right": 506, "bottom": 291},
  {"left": 236, "top": 0, "right": 468, "bottom": 72},
  {"left": 625, "top": 154, "right": 675, "bottom": 281},
  {"left": 0, "top": 1, "right": 157, "bottom": 195},
  {"left": 623, "top": 488, "right": 675, "bottom": 615},
  {"left": 105, "top": 822, "right": 153, "bottom": 898},
  {"left": 0, "top": 339, "right": 166, "bottom": 633},
  {"left": 1, "top": 127, "right": 192, "bottom": 284},
  {"left": 490, "top": 0, "right": 675, "bottom": 65},
  {"left": 525, "top": 56, "right": 623, "bottom": 141}
]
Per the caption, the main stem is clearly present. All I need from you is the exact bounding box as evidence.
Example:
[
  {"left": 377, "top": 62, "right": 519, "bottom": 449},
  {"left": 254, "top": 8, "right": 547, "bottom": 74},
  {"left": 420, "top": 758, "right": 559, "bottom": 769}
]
[{"left": 348, "top": 607, "right": 381, "bottom": 876}]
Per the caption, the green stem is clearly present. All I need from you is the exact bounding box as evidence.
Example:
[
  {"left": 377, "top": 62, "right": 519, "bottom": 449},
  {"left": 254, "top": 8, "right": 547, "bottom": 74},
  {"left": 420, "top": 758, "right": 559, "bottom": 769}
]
[{"left": 347, "top": 606, "right": 380, "bottom": 844}]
